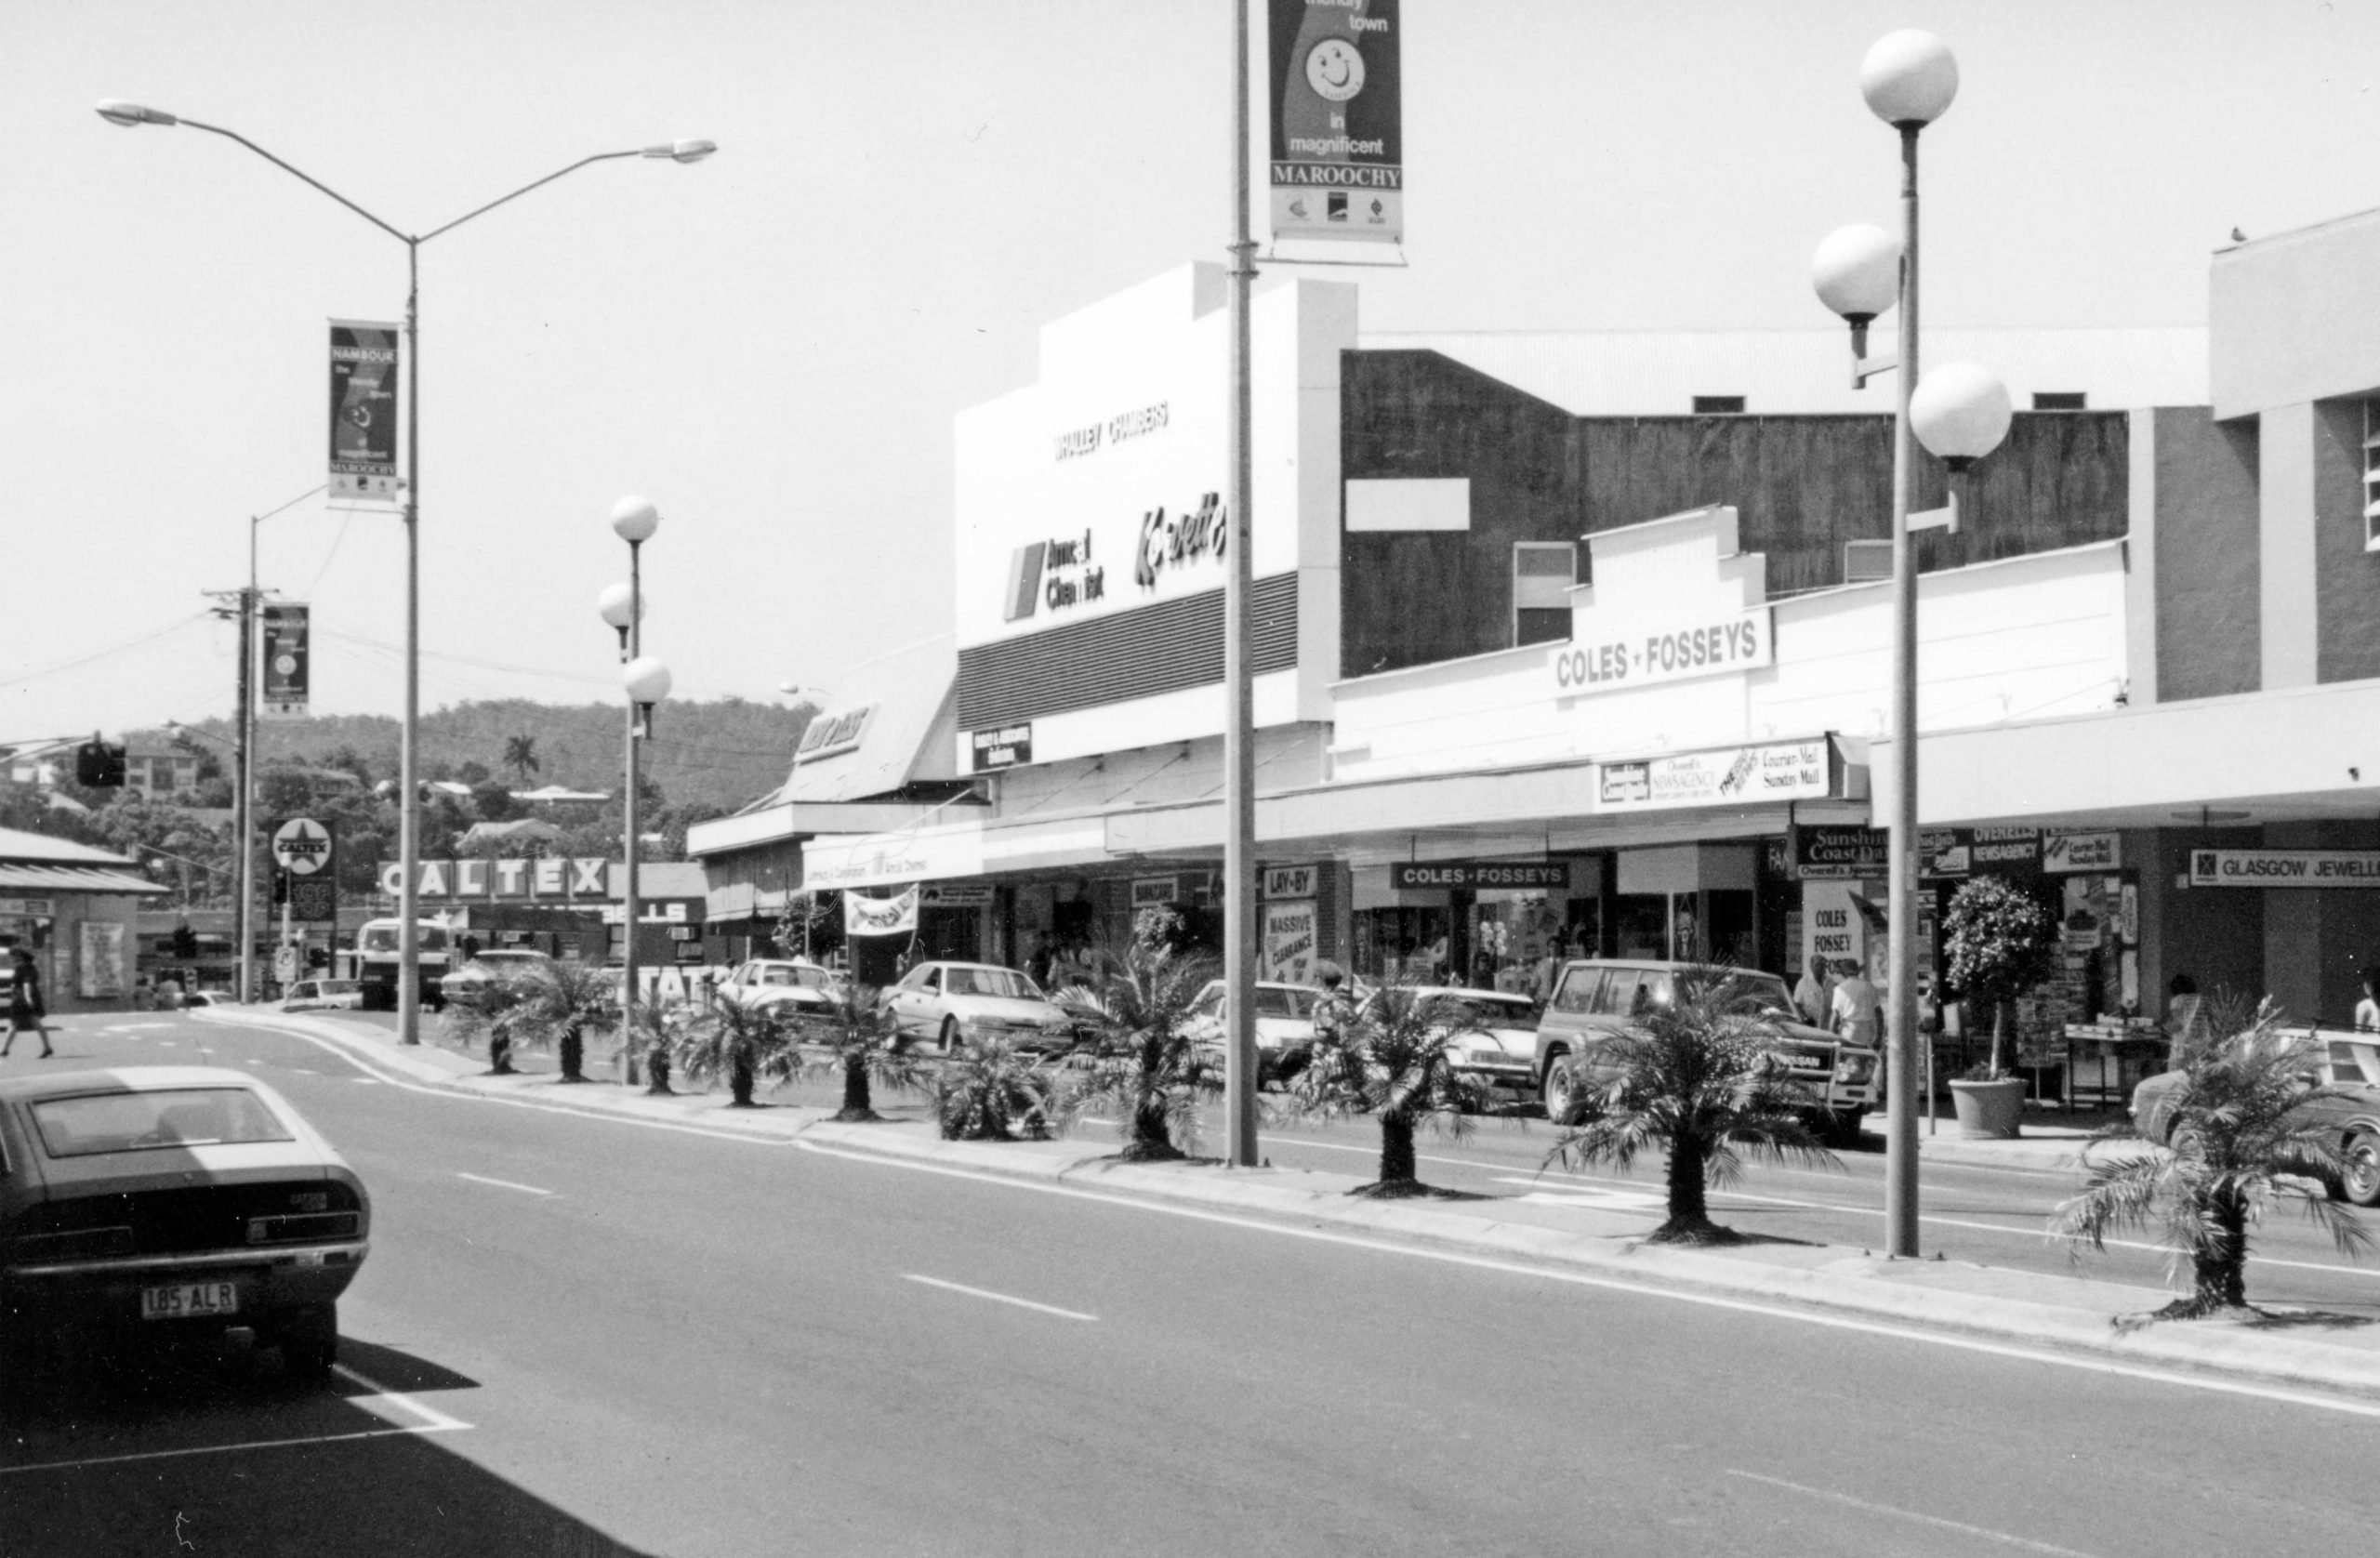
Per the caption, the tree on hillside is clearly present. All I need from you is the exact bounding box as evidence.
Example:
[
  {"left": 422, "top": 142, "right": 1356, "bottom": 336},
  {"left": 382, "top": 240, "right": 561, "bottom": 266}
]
[{"left": 502, "top": 734, "right": 540, "bottom": 786}]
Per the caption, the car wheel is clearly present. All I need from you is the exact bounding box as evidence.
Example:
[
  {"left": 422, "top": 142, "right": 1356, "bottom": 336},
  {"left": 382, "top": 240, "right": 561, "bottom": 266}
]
[
  {"left": 1542, "top": 1053, "right": 1580, "bottom": 1125},
  {"left": 940, "top": 1017, "right": 959, "bottom": 1053},
  {"left": 2341, "top": 1130, "right": 2380, "bottom": 1208},
  {"left": 277, "top": 1302, "right": 338, "bottom": 1381}
]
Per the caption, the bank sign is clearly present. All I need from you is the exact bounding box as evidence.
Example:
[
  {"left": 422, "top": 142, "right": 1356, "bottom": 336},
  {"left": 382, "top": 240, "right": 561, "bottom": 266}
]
[{"left": 2189, "top": 850, "right": 2380, "bottom": 889}]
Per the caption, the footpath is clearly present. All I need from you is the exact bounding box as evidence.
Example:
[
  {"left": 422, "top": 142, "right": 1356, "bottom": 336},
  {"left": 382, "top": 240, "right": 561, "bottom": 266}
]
[{"left": 204, "top": 1006, "right": 2380, "bottom": 1406}]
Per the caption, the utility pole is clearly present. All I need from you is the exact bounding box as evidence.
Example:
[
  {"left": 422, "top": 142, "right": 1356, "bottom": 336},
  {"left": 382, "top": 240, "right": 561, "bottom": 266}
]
[{"left": 205, "top": 586, "right": 258, "bottom": 1002}]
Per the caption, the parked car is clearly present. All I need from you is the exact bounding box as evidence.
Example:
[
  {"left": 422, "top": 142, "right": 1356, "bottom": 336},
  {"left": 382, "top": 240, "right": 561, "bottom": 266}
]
[
  {"left": 716, "top": 958, "right": 845, "bottom": 1029},
  {"left": 0, "top": 1065, "right": 369, "bottom": 1388},
  {"left": 437, "top": 949, "right": 554, "bottom": 1010},
  {"left": 181, "top": 991, "right": 227, "bottom": 1009},
  {"left": 1533, "top": 959, "right": 1878, "bottom": 1135},
  {"left": 1390, "top": 986, "right": 1542, "bottom": 1099},
  {"left": 280, "top": 979, "right": 364, "bottom": 1013},
  {"left": 1183, "top": 980, "right": 1325, "bottom": 1085},
  {"left": 879, "top": 961, "right": 1076, "bottom": 1052},
  {"left": 2131, "top": 1024, "right": 2380, "bottom": 1205}
]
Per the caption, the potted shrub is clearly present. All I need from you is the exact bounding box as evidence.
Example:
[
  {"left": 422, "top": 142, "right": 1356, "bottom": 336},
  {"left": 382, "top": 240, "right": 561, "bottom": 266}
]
[{"left": 1941, "top": 876, "right": 2058, "bottom": 1139}]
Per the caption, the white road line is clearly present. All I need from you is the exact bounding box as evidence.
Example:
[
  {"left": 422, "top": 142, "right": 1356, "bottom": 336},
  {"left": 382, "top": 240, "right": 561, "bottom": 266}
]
[
  {"left": 904, "top": 1274, "right": 1097, "bottom": 1322},
  {"left": 0, "top": 1362, "right": 470, "bottom": 1478},
  {"left": 1726, "top": 1470, "right": 2102, "bottom": 1557},
  {"left": 456, "top": 1171, "right": 555, "bottom": 1197},
  {"left": 795, "top": 1138, "right": 2380, "bottom": 1421}
]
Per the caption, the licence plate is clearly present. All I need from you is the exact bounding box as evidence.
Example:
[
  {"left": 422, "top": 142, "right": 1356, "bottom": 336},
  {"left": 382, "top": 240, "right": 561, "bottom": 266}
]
[{"left": 141, "top": 1281, "right": 238, "bottom": 1320}]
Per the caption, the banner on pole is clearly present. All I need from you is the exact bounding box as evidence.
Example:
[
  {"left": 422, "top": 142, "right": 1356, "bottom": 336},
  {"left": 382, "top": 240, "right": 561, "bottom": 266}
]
[
  {"left": 844, "top": 886, "right": 919, "bottom": 938},
  {"left": 329, "top": 319, "right": 401, "bottom": 502},
  {"left": 259, "top": 603, "right": 311, "bottom": 719},
  {"left": 1267, "top": 0, "right": 1402, "bottom": 244}
]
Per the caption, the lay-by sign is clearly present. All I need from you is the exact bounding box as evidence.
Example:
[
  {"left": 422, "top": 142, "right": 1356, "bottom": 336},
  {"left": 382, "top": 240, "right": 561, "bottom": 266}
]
[{"left": 377, "top": 857, "right": 611, "bottom": 901}]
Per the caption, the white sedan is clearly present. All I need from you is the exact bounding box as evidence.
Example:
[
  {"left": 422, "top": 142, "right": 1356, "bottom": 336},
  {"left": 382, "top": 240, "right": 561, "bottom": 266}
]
[
  {"left": 1385, "top": 986, "right": 1543, "bottom": 1097},
  {"left": 879, "top": 961, "right": 1075, "bottom": 1052},
  {"left": 281, "top": 979, "right": 364, "bottom": 1013},
  {"left": 717, "top": 958, "right": 845, "bottom": 1028},
  {"left": 1183, "top": 981, "right": 1325, "bottom": 1085}
]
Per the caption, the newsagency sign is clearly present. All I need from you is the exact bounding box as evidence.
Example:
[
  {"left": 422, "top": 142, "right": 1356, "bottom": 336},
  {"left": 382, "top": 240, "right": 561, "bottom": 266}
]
[
  {"left": 2188, "top": 850, "right": 2380, "bottom": 889},
  {"left": 1596, "top": 739, "right": 1833, "bottom": 812}
]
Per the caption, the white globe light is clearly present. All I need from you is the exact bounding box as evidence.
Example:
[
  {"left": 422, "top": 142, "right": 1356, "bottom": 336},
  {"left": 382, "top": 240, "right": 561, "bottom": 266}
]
[
  {"left": 1861, "top": 31, "right": 1958, "bottom": 126},
  {"left": 610, "top": 495, "right": 660, "bottom": 544},
  {"left": 1911, "top": 362, "right": 2013, "bottom": 466},
  {"left": 1811, "top": 224, "right": 1901, "bottom": 322},
  {"left": 624, "top": 655, "right": 673, "bottom": 705},
  {"left": 597, "top": 581, "right": 644, "bottom": 629}
]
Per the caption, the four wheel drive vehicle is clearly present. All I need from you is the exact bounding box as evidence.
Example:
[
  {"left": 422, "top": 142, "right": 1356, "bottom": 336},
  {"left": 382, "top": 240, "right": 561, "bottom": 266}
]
[
  {"left": 280, "top": 979, "right": 364, "bottom": 1013},
  {"left": 879, "top": 961, "right": 1076, "bottom": 1052},
  {"left": 2130, "top": 1026, "right": 2380, "bottom": 1207},
  {"left": 437, "top": 949, "right": 554, "bottom": 1010},
  {"left": 1183, "top": 980, "right": 1326, "bottom": 1085},
  {"left": 717, "top": 958, "right": 845, "bottom": 1028},
  {"left": 0, "top": 1066, "right": 369, "bottom": 1390},
  {"left": 1392, "top": 987, "right": 1543, "bottom": 1096},
  {"left": 1533, "top": 959, "right": 1879, "bottom": 1134}
]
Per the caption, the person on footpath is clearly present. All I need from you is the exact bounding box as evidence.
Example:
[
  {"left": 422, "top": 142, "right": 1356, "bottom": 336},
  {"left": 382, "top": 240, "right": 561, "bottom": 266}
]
[
  {"left": 2, "top": 946, "right": 55, "bottom": 1058},
  {"left": 1829, "top": 957, "right": 1881, "bottom": 1050},
  {"left": 1793, "top": 954, "right": 1836, "bottom": 1028},
  {"left": 2355, "top": 970, "right": 2380, "bottom": 1034}
]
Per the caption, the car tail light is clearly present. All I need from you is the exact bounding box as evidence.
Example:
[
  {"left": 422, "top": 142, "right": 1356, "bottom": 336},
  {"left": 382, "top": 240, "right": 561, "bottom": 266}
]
[
  {"left": 10, "top": 1225, "right": 136, "bottom": 1262},
  {"left": 245, "top": 1212, "right": 362, "bottom": 1245}
]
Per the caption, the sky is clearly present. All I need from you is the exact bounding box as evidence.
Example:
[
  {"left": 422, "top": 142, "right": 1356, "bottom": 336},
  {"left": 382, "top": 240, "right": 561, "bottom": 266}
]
[{"left": 7, "top": 0, "right": 2380, "bottom": 756}]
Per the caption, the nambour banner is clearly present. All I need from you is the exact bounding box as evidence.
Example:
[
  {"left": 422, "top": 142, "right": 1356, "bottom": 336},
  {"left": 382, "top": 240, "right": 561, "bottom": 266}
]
[
  {"left": 329, "top": 320, "right": 401, "bottom": 501},
  {"left": 1268, "top": 0, "right": 1402, "bottom": 244},
  {"left": 845, "top": 886, "right": 920, "bottom": 938},
  {"left": 259, "top": 603, "right": 311, "bottom": 720}
]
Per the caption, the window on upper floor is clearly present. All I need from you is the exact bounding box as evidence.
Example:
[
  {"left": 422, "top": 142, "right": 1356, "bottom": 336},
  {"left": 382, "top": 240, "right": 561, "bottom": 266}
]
[
  {"left": 1514, "top": 543, "right": 1577, "bottom": 648},
  {"left": 1692, "top": 395, "right": 1747, "bottom": 415},
  {"left": 2031, "top": 391, "right": 2087, "bottom": 411},
  {"left": 2364, "top": 402, "right": 2380, "bottom": 552}
]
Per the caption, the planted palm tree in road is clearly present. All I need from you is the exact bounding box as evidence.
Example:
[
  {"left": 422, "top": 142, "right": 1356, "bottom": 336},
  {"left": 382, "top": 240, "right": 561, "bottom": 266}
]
[
  {"left": 803, "top": 984, "right": 919, "bottom": 1123},
  {"left": 1544, "top": 966, "right": 1837, "bottom": 1244},
  {"left": 675, "top": 997, "right": 797, "bottom": 1108},
  {"left": 1285, "top": 983, "right": 1486, "bottom": 1197},
  {"left": 2053, "top": 997, "right": 2370, "bottom": 1318},
  {"left": 443, "top": 978, "right": 529, "bottom": 1075},
  {"left": 502, "top": 957, "right": 620, "bottom": 1084},
  {"left": 1065, "top": 932, "right": 1218, "bottom": 1161},
  {"left": 936, "top": 1035, "right": 1068, "bottom": 1142}
]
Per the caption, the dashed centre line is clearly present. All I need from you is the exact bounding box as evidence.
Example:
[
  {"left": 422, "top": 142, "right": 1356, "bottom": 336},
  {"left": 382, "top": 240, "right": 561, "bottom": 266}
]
[
  {"left": 456, "top": 1171, "right": 555, "bottom": 1197},
  {"left": 904, "top": 1274, "right": 1097, "bottom": 1322},
  {"left": 1726, "top": 1470, "right": 2103, "bottom": 1556}
]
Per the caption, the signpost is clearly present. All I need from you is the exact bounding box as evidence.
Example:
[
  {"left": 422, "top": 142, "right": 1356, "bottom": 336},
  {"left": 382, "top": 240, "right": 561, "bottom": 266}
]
[{"left": 271, "top": 818, "right": 337, "bottom": 979}]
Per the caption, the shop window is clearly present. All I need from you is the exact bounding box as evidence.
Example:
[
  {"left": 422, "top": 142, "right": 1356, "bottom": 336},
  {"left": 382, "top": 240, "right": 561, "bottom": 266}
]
[
  {"left": 1513, "top": 543, "right": 1577, "bottom": 647},
  {"left": 2031, "top": 391, "right": 2086, "bottom": 411},
  {"left": 2364, "top": 401, "right": 2380, "bottom": 552},
  {"left": 1844, "top": 539, "right": 1893, "bottom": 584},
  {"left": 1692, "top": 395, "right": 1746, "bottom": 415}
]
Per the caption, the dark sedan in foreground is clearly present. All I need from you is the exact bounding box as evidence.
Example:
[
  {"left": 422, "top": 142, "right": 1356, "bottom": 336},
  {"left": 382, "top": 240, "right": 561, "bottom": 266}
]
[{"left": 0, "top": 1066, "right": 370, "bottom": 1393}]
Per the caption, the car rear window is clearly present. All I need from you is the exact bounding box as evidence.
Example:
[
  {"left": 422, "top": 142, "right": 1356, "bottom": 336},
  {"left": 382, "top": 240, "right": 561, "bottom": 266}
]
[
  {"left": 947, "top": 968, "right": 1038, "bottom": 999},
  {"left": 31, "top": 1088, "right": 296, "bottom": 1158},
  {"left": 1255, "top": 988, "right": 1316, "bottom": 1019}
]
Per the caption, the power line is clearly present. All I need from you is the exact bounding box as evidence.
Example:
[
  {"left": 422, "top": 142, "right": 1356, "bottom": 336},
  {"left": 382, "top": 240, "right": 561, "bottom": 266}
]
[{"left": 0, "top": 613, "right": 214, "bottom": 691}]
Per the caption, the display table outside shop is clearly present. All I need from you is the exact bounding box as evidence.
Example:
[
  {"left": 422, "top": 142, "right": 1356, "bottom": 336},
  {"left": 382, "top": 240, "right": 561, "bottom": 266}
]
[{"left": 2060, "top": 1017, "right": 2166, "bottom": 1111}]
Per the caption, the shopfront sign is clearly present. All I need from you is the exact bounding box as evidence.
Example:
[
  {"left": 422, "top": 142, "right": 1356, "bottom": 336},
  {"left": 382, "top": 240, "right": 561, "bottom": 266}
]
[
  {"left": 845, "top": 887, "right": 919, "bottom": 937},
  {"left": 1262, "top": 864, "right": 1317, "bottom": 900},
  {"left": 804, "top": 828, "right": 985, "bottom": 892},
  {"left": 919, "top": 884, "right": 994, "bottom": 909},
  {"left": 797, "top": 705, "right": 875, "bottom": 762},
  {"left": 1268, "top": 0, "right": 1403, "bottom": 245},
  {"left": 2043, "top": 832, "right": 2122, "bottom": 873},
  {"left": 0, "top": 899, "right": 55, "bottom": 918},
  {"left": 971, "top": 722, "right": 1033, "bottom": 772},
  {"left": 598, "top": 901, "right": 694, "bottom": 925},
  {"left": 1971, "top": 827, "right": 2041, "bottom": 871},
  {"left": 1131, "top": 876, "right": 1180, "bottom": 907},
  {"left": 2188, "top": 849, "right": 2380, "bottom": 888},
  {"left": 328, "top": 319, "right": 400, "bottom": 502},
  {"left": 1596, "top": 739, "right": 1831, "bottom": 812},
  {"left": 377, "top": 857, "right": 611, "bottom": 902},
  {"left": 1792, "top": 826, "right": 1981, "bottom": 882},
  {"left": 1548, "top": 608, "right": 1772, "bottom": 698},
  {"left": 1004, "top": 533, "right": 1106, "bottom": 621},
  {"left": 1388, "top": 861, "right": 1568, "bottom": 891},
  {"left": 1260, "top": 897, "right": 1319, "bottom": 984},
  {"left": 77, "top": 921, "right": 126, "bottom": 999}
]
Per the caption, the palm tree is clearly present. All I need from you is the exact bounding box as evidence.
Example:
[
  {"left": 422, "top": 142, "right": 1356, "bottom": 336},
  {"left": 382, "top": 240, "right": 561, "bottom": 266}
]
[
  {"left": 442, "top": 976, "right": 529, "bottom": 1076},
  {"left": 800, "top": 984, "right": 920, "bottom": 1123},
  {"left": 1543, "top": 965, "right": 1838, "bottom": 1244},
  {"left": 1064, "top": 934, "right": 1219, "bottom": 1161},
  {"left": 674, "top": 997, "right": 798, "bottom": 1107},
  {"left": 501, "top": 734, "right": 540, "bottom": 787},
  {"left": 1283, "top": 982, "right": 1488, "bottom": 1197},
  {"left": 935, "top": 1035, "right": 1068, "bottom": 1142},
  {"left": 2052, "top": 997, "right": 2371, "bottom": 1317},
  {"left": 501, "top": 957, "right": 619, "bottom": 1084}
]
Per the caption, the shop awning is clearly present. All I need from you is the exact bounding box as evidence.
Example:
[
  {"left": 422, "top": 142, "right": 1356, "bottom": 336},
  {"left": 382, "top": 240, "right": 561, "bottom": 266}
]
[
  {"left": 801, "top": 813, "right": 1106, "bottom": 891},
  {"left": 0, "top": 864, "right": 165, "bottom": 895}
]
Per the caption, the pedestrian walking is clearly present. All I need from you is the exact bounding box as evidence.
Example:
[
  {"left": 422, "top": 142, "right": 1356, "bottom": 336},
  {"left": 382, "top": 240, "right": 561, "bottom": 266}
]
[
  {"left": 2355, "top": 970, "right": 2379, "bottom": 1034},
  {"left": 3, "top": 947, "right": 54, "bottom": 1059},
  {"left": 1829, "top": 958, "right": 1881, "bottom": 1049}
]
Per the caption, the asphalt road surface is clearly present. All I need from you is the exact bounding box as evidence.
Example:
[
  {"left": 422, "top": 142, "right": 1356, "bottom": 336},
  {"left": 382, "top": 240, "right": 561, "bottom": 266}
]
[{"left": 6, "top": 1010, "right": 2378, "bottom": 1557}]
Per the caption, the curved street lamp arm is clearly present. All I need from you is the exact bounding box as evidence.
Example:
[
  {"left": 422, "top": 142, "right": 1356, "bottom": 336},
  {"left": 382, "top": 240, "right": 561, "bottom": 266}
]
[
  {"left": 175, "top": 117, "right": 410, "bottom": 244},
  {"left": 416, "top": 150, "right": 647, "bottom": 244}
]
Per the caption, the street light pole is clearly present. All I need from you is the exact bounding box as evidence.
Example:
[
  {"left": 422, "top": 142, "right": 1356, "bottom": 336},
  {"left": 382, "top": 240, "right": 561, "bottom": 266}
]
[
  {"left": 96, "top": 99, "right": 715, "bottom": 1041},
  {"left": 606, "top": 498, "right": 661, "bottom": 1087},
  {"left": 1221, "top": 0, "right": 1260, "bottom": 1169}
]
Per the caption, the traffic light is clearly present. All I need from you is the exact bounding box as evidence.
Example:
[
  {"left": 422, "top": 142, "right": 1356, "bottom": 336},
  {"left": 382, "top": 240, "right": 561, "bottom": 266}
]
[
  {"left": 169, "top": 924, "right": 200, "bottom": 960},
  {"left": 75, "top": 739, "right": 126, "bottom": 787}
]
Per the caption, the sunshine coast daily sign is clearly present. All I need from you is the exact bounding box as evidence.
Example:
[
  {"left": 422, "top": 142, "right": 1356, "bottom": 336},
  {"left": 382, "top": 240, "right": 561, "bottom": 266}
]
[{"left": 1268, "top": 0, "right": 1402, "bottom": 244}]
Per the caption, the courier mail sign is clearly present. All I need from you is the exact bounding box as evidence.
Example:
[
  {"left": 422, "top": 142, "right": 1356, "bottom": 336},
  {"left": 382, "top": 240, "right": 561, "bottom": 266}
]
[{"left": 2189, "top": 850, "right": 2380, "bottom": 889}]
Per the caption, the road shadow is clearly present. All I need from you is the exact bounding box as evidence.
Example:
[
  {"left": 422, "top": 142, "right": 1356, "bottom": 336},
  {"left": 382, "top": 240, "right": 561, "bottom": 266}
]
[{"left": 1, "top": 1333, "right": 659, "bottom": 1557}]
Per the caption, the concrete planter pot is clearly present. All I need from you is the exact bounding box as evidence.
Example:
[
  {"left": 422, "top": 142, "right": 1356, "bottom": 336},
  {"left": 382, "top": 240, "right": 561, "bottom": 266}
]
[{"left": 1948, "top": 1076, "right": 2027, "bottom": 1140}]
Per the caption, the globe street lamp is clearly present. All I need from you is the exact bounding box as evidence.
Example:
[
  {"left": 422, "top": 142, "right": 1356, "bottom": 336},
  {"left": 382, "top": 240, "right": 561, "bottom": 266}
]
[
  {"left": 96, "top": 100, "right": 714, "bottom": 1043},
  {"left": 1809, "top": 32, "right": 2010, "bottom": 1260},
  {"left": 621, "top": 650, "right": 672, "bottom": 1089},
  {"left": 606, "top": 497, "right": 662, "bottom": 1088}
]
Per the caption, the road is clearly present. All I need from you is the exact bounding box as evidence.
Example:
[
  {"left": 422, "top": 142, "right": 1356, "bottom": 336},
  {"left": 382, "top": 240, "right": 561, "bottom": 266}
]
[{"left": 5, "top": 1008, "right": 2378, "bottom": 1556}]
